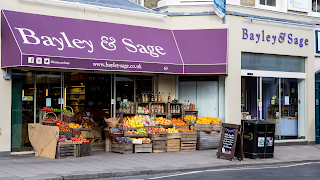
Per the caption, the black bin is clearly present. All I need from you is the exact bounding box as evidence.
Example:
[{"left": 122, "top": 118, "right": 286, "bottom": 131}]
[{"left": 241, "top": 119, "right": 275, "bottom": 159}]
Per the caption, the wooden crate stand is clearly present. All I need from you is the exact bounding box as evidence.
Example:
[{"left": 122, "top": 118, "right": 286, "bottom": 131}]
[
  {"left": 149, "top": 134, "right": 167, "bottom": 141},
  {"left": 111, "top": 143, "right": 133, "bottom": 154},
  {"left": 80, "top": 142, "right": 92, "bottom": 157},
  {"left": 180, "top": 131, "right": 197, "bottom": 141},
  {"left": 197, "top": 131, "right": 220, "bottom": 150},
  {"left": 181, "top": 141, "right": 196, "bottom": 151},
  {"left": 134, "top": 144, "right": 152, "bottom": 153},
  {"left": 152, "top": 140, "right": 167, "bottom": 153},
  {"left": 56, "top": 141, "right": 81, "bottom": 159},
  {"left": 194, "top": 124, "right": 212, "bottom": 132},
  {"left": 167, "top": 139, "right": 181, "bottom": 152},
  {"left": 212, "top": 123, "right": 221, "bottom": 132},
  {"left": 167, "top": 132, "right": 181, "bottom": 139}
]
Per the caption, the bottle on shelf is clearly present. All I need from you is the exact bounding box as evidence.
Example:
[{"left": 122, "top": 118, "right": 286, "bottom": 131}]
[
  {"left": 161, "top": 92, "right": 165, "bottom": 103},
  {"left": 158, "top": 92, "right": 161, "bottom": 102},
  {"left": 184, "top": 100, "right": 187, "bottom": 110},
  {"left": 161, "top": 104, "right": 164, "bottom": 113},
  {"left": 187, "top": 100, "right": 190, "bottom": 110},
  {"left": 192, "top": 101, "right": 195, "bottom": 110},
  {"left": 151, "top": 92, "right": 154, "bottom": 102},
  {"left": 151, "top": 104, "right": 154, "bottom": 114},
  {"left": 146, "top": 93, "right": 149, "bottom": 103},
  {"left": 171, "top": 104, "right": 173, "bottom": 114},
  {"left": 177, "top": 105, "right": 180, "bottom": 114},
  {"left": 172, "top": 105, "right": 176, "bottom": 114},
  {"left": 142, "top": 93, "right": 145, "bottom": 103},
  {"left": 168, "top": 93, "right": 171, "bottom": 103},
  {"left": 175, "top": 105, "right": 178, "bottom": 114},
  {"left": 155, "top": 105, "right": 158, "bottom": 114}
]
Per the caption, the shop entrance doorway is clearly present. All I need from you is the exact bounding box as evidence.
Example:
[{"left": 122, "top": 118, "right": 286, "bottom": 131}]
[{"left": 242, "top": 76, "right": 305, "bottom": 140}]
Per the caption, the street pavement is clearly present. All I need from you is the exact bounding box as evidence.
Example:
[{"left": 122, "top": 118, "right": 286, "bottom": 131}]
[{"left": 0, "top": 144, "right": 320, "bottom": 180}]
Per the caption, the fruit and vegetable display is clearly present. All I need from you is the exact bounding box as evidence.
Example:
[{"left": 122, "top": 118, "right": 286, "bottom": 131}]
[
  {"left": 116, "top": 137, "right": 132, "bottom": 144},
  {"left": 58, "top": 135, "right": 69, "bottom": 142},
  {"left": 58, "top": 124, "right": 70, "bottom": 131},
  {"left": 171, "top": 118, "right": 187, "bottom": 125},
  {"left": 157, "top": 117, "right": 171, "bottom": 125},
  {"left": 184, "top": 115, "right": 197, "bottom": 121},
  {"left": 136, "top": 128, "right": 147, "bottom": 134},
  {"left": 167, "top": 127, "right": 179, "bottom": 133},
  {"left": 196, "top": 116, "right": 221, "bottom": 124},
  {"left": 57, "top": 119, "right": 68, "bottom": 125},
  {"left": 126, "top": 128, "right": 147, "bottom": 134},
  {"left": 41, "top": 107, "right": 53, "bottom": 111},
  {"left": 178, "top": 128, "right": 193, "bottom": 131},
  {"left": 141, "top": 115, "right": 157, "bottom": 126},
  {"left": 43, "top": 117, "right": 58, "bottom": 122},
  {"left": 62, "top": 109, "right": 73, "bottom": 115},
  {"left": 109, "top": 127, "right": 122, "bottom": 133},
  {"left": 69, "top": 123, "right": 81, "bottom": 128},
  {"left": 124, "top": 115, "right": 143, "bottom": 128}
]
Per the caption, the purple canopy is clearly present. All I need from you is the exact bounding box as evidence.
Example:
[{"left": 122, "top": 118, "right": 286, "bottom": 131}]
[{"left": 1, "top": 10, "right": 227, "bottom": 74}]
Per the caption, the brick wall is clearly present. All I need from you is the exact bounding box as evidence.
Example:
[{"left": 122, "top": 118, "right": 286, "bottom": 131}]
[
  {"left": 144, "top": 0, "right": 161, "bottom": 9},
  {"left": 240, "top": 0, "right": 255, "bottom": 7}
]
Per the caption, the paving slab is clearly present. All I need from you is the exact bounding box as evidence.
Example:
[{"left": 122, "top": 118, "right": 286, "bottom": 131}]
[{"left": 0, "top": 145, "right": 320, "bottom": 179}]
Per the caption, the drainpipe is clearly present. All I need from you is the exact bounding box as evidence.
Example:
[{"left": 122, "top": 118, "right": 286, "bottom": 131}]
[{"left": 315, "top": 77, "right": 319, "bottom": 144}]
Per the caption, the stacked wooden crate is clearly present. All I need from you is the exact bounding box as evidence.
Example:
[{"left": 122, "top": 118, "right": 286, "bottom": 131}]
[
  {"left": 180, "top": 131, "right": 197, "bottom": 151},
  {"left": 195, "top": 122, "right": 221, "bottom": 150},
  {"left": 111, "top": 143, "right": 133, "bottom": 154},
  {"left": 134, "top": 139, "right": 152, "bottom": 153},
  {"left": 167, "top": 133, "right": 181, "bottom": 152},
  {"left": 150, "top": 134, "right": 167, "bottom": 153},
  {"left": 56, "top": 141, "right": 81, "bottom": 159}
]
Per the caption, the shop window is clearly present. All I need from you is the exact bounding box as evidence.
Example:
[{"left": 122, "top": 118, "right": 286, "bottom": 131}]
[
  {"left": 256, "top": 0, "right": 278, "bottom": 10},
  {"left": 178, "top": 76, "right": 220, "bottom": 119},
  {"left": 313, "top": 0, "right": 320, "bottom": 12},
  {"left": 241, "top": 52, "right": 305, "bottom": 73},
  {"left": 260, "top": 0, "right": 276, "bottom": 6}
]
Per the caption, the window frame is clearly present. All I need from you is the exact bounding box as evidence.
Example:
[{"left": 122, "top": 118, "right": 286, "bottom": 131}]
[{"left": 255, "top": 0, "right": 279, "bottom": 11}]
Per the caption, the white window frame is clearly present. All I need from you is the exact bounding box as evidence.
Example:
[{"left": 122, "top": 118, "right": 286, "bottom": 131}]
[
  {"left": 255, "top": 0, "right": 279, "bottom": 11},
  {"left": 310, "top": 0, "right": 320, "bottom": 17}
]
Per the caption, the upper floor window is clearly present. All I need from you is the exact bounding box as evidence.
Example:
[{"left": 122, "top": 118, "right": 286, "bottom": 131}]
[
  {"left": 312, "top": 0, "right": 320, "bottom": 12},
  {"left": 260, "top": 0, "right": 276, "bottom": 6}
]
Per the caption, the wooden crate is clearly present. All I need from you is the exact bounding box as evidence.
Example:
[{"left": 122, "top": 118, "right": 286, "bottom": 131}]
[
  {"left": 59, "top": 130, "right": 72, "bottom": 139},
  {"left": 180, "top": 131, "right": 197, "bottom": 141},
  {"left": 152, "top": 140, "right": 167, "bottom": 152},
  {"left": 80, "top": 142, "right": 92, "bottom": 156},
  {"left": 134, "top": 144, "right": 152, "bottom": 153},
  {"left": 212, "top": 123, "right": 221, "bottom": 131},
  {"left": 175, "top": 125, "right": 189, "bottom": 130},
  {"left": 105, "top": 139, "right": 112, "bottom": 152},
  {"left": 56, "top": 142, "right": 81, "bottom": 159},
  {"left": 167, "top": 132, "right": 181, "bottom": 139},
  {"left": 111, "top": 143, "right": 133, "bottom": 154},
  {"left": 197, "top": 131, "right": 220, "bottom": 150},
  {"left": 181, "top": 141, "right": 196, "bottom": 151},
  {"left": 124, "top": 133, "right": 149, "bottom": 138},
  {"left": 182, "top": 110, "right": 198, "bottom": 121},
  {"left": 167, "top": 139, "right": 180, "bottom": 152},
  {"left": 194, "top": 123, "right": 212, "bottom": 132},
  {"left": 149, "top": 134, "right": 167, "bottom": 141}
]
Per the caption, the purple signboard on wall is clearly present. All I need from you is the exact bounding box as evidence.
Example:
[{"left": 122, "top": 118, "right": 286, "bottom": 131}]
[{"left": 1, "top": 10, "right": 227, "bottom": 74}]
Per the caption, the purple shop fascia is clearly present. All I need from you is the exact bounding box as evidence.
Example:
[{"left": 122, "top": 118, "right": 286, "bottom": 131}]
[
  {"left": 242, "top": 28, "right": 309, "bottom": 47},
  {"left": 1, "top": 10, "right": 228, "bottom": 74}
]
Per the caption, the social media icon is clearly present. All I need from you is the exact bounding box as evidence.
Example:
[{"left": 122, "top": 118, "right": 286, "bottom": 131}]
[
  {"left": 28, "top": 57, "right": 34, "bottom": 63},
  {"left": 44, "top": 58, "right": 50, "bottom": 65},
  {"left": 36, "top": 57, "right": 42, "bottom": 64}
]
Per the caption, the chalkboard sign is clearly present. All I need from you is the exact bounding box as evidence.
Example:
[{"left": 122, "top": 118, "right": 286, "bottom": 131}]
[{"left": 216, "top": 123, "right": 243, "bottom": 161}]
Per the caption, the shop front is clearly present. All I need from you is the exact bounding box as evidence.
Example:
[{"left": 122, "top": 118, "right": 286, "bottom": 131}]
[
  {"left": 1, "top": 9, "right": 227, "bottom": 154},
  {"left": 228, "top": 15, "right": 315, "bottom": 143}
]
